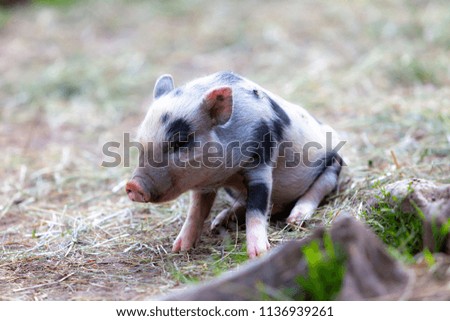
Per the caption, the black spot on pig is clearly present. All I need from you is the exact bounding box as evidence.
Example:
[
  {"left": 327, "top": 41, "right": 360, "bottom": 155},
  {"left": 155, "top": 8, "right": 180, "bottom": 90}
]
[
  {"left": 273, "top": 118, "right": 288, "bottom": 142},
  {"left": 324, "top": 151, "right": 343, "bottom": 168},
  {"left": 160, "top": 112, "right": 170, "bottom": 124},
  {"left": 223, "top": 187, "right": 243, "bottom": 202},
  {"left": 246, "top": 183, "right": 269, "bottom": 213},
  {"left": 166, "top": 118, "right": 193, "bottom": 150},
  {"left": 267, "top": 96, "right": 291, "bottom": 126},
  {"left": 251, "top": 121, "right": 277, "bottom": 166},
  {"left": 167, "top": 118, "right": 191, "bottom": 138},
  {"left": 216, "top": 71, "right": 242, "bottom": 84},
  {"left": 325, "top": 152, "right": 343, "bottom": 176},
  {"left": 309, "top": 151, "right": 343, "bottom": 179},
  {"left": 224, "top": 187, "right": 234, "bottom": 198},
  {"left": 172, "top": 88, "right": 183, "bottom": 96}
]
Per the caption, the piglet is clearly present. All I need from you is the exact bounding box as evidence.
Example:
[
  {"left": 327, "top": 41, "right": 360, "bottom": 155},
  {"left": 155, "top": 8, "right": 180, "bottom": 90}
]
[{"left": 126, "top": 72, "right": 343, "bottom": 258}]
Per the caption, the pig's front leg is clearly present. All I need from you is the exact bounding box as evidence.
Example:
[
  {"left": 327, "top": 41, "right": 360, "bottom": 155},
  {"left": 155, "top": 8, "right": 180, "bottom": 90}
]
[
  {"left": 244, "top": 167, "right": 272, "bottom": 258},
  {"left": 172, "top": 190, "right": 216, "bottom": 252}
]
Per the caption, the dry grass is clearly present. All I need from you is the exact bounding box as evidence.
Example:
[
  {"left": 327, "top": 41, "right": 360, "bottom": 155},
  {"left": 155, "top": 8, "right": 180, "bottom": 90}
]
[{"left": 0, "top": 0, "right": 449, "bottom": 300}]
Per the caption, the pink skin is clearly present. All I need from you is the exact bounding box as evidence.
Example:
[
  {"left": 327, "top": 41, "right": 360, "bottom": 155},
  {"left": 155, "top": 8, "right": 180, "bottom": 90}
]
[
  {"left": 125, "top": 180, "right": 150, "bottom": 203},
  {"left": 125, "top": 177, "right": 182, "bottom": 204},
  {"left": 125, "top": 179, "right": 217, "bottom": 252},
  {"left": 246, "top": 215, "right": 270, "bottom": 258},
  {"left": 125, "top": 178, "right": 270, "bottom": 258},
  {"left": 172, "top": 191, "right": 216, "bottom": 252}
]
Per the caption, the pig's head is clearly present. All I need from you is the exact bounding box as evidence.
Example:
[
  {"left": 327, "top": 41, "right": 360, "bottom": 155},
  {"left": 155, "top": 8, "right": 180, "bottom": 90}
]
[{"left": 126, "top": 74, "right": 233, "bottom": 204}]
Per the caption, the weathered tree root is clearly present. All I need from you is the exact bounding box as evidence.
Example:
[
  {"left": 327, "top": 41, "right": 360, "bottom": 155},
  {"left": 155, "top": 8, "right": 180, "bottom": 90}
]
[
  {"left": 160, "top": 215, "right": 409, "bottom": 300},
  {"left": 158, "top": 179, "right": 450, "bottom": 301}
]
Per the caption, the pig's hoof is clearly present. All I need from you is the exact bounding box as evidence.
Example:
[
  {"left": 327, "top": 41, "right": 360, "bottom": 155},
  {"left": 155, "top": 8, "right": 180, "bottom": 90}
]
[
  {"left": 246, "top": 232, "right": 270, "bottom": 258},
  {"left": 210, "top": 209, "right": 231, "bottom": 232},
  {"left": 286, "top": 215, "right": 307, "bottom": 227},
  {"left": 287, "top": 206, "right": 315, "bottom": 226},
  {"left": 247, "top": 241, "right": 270, "bottom": 259},
  {"left": 172, "top": 234, "right": 198, "bottom": 253}
]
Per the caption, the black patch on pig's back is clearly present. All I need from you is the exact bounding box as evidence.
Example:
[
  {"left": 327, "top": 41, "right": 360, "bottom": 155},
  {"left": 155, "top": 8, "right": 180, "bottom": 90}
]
[
  {"left": 272, "top": 119, "right": 285, "bottom": 142},
  {"left": 262, "top": 95, "right": 291, "bottom": 142},
  {"left": 267, "top": 96, "right": 291, "bottom": 126},
  {"left": 250, "top": 121, "right": 276, "bottom": 165}
]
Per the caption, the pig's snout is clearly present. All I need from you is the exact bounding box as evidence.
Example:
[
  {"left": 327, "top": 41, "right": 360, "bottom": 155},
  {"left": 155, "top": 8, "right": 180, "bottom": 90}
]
[{"left": 126, "top": 179, "right": 151, "bottom": 203}]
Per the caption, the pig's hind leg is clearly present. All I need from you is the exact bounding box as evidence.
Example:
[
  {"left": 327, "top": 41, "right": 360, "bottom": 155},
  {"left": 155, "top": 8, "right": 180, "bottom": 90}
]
[
  {"left": 172, "top": 191, "right": 216, "bottom": 252},
  {"left": 210, "top": 187, "right": 246, "bottom": 231},
  {"left": 210, "top": 202, "right": 246, "bottom": 232},
  {"left": 287, "top": 155, "right": 342, "bottom": 226}
]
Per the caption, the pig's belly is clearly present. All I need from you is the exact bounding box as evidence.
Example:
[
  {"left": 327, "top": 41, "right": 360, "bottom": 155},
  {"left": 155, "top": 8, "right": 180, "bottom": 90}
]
[{"left": 271, "top": 166, "right": 317, "bottom": 205}]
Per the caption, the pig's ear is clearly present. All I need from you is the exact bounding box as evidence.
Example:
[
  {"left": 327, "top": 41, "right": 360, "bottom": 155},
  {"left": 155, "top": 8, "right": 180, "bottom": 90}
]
[
  {"left": 203, "top": 87, "right": 233, "bottom": 126},
  {"left": 153, "top": 74, "right": 174, "bottom": 99}
]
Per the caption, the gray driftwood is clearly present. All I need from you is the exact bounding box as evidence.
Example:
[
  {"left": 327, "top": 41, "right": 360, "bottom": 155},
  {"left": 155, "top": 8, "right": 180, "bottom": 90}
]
[{"left": 160, "top": 215, "right": 409, "bottom": 300}]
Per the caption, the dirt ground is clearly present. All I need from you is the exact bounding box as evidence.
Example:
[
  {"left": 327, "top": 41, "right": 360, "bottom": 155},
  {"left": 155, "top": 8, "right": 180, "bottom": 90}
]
[{"left": 0, "top": 0, "right": 449, "bottom": 300}]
